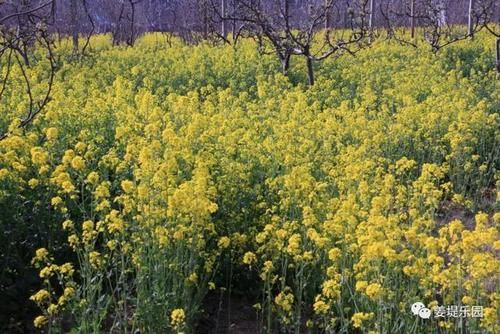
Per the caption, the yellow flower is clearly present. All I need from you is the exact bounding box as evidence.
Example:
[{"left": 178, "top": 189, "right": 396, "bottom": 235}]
[
  {"left": 82, "top": 220, "right": 94, "bottom": 241},
  {"left": 328, "top": 248, "right": 341, "bottom": 261},
  {"left": 59, "top": 263, "right": 74, "bottom": 275},
  {"left": 75, "top": 142, "right": 86, "bottom": 153},
  {"left": 28, "top": 178, "right": 39, "bottom": 188},
  {"left": 62, "top": 149, "right": 75, "bottom": 165},
  {"left": 481, "top": 307, "right": 498, "bottom": 331},
  {"left": 34, "top": 248, "right": 49, "bottom": 261},
  {"left": 45, "top": 127, "right": 58, "bottom": 141},
  {"left": 355, "top": 280, "right": 368, "bottom": 292},
  {"left": 86, "top": 171, "right": 100, "bottom": 185},
  {"left": 62, "top": 219, "right": 74, "bottom": 230},
  {"left": 217, "top": 236, "right": 231, "bottom": 249},
  {"left": 438, "top": 321, "right": 452, "bottom": 329},
  {"left": 170, "top": 308, "right": 186, "bottom": 328},
  {"left": 242, "top": 252, "right": 256, "bottom": 265},
  {"left": 89, "top": 251, "right": 102, "bottom": 268},
  {"left": 275, "top": 229, "right": 287, "bottom": 239},
  {"left": 187, "top": 273, "right": 198, "bottom": 284},
  {"left": 39, "top": 266, "right": 54, "bottom": 279},
  {"left": 0, "top": 168, "right": 9, "bottom": 180},
  {"left": 94, "top": 182, "right": 110, "bottom": 198},
  {"left": 58, "top": 295, "right": 68, "bottom": 306},
  {"left": 33, "top": 315, "right": 48, "bottom": 328},
  {"left": 71, "top": 156, "right": 85, "bottom": 171},
  {"left": 62, "top": 180, "right": 76, "bottom": 193},
  {"left": 287, "top": 233, "right": 301, "bottom": 255},
  {"left": 137, "top": 185, "right": 148, "bottom": 199},
  {"left": 260, "top": 260, "right": 274, "bottom": 280},
  {"left": 462, "top": 296, "right": 473, "bottom": 305},
  {"left": 121, "top": 180, "right": 134, "bottom": 193},
  {"left": 365, "top": 283, "right": 383, "bottom": 299},
  {"left": 96, "top": 199, "right": 110, "bottom": 212},
  {"left": 493, "top": 212, "right": 500, "bottom": 224},
  {"left": 275, "top": 290, "right": 294, "bottom": 312},
  {"left": 30, "top": 289, "right": 50, "bottom": 304},
  {"left": 322, "top": 279, "right": 340, "bottom": 299},
  {"left": 31, "top": 147, "right": 49, "bottom": 166},
  {"left": 173, "top": 229, "right": 184, "bottom": 240},
  {"left": 106, "top": 210, "right": 124, "bottom": 233},
  {"left": 351, "top": 312, "right": 374, "bottom": 328},
  {"left": 395, "top": 157, "right": 416, "bottom": 173},
  {"left": 107, "top": 240, "right": 118, "bottom": 250},
  {"left": 68, "top": 234, "right": 79, "bottom": 248},
  {"left": 475, "top": 212, "right": 489, "bottom": 227},
  {"left": 51, "top": 196, "right": 63, "bottom": 207},
  {"left": 63, "top": 286, "right": 75, "bottom": 297},
  {"left": 47, "top": 303, "right": 58, "bottom": 315},
  {"left": 313, "top": 297, "right": 329, "bottom": 314}
]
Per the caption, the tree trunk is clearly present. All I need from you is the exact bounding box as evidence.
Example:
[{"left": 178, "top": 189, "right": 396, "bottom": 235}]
[
  {"left": 51, "top": 0, "right": 57, "bottom": 26},
  {"left": 325, "top": 0, "right": 330, "bottom": 29},
  {"left": 282, "top": 53, "right": 291, "bottom": 76},
  {"left": 203, "top": 1, "right": 208, "bottom": 39},
  {"left": 496, "top": 37, "right": 500, "bottom": 74},
  {"left": 21, "top": 42, "right": 30, "bottom": 66},
  {"left": 221, "top": 0, "right": 226, "bottom": 38},
  {"left": 70, "top": 0, "right": 79, "bottom": 54},
  {"left": 283, "top": 0, "right": 289, "bottom": 25},
  {"left": 410, "top": 0, "right": 415, "bottom": 39},
  {"left": 113, "top": 4, "right": 125, "bottom": 45},
  {"left": 231, "top": 0, "right": 236, "bottom": 39},
  {"left": 369, "top": 0, "right": 374, "bottom": 42},
  {"left": 306, "top": 56, "right": 314, "bottom": 86},
  {"left": 435, "top": 0, "right": 446, "bottom": 27},
  {"left": 468, "top": 0, "right": 474, "bottom": 38},
  {"left": 129, "top": 0, "right": 136, "bottom": 46}
]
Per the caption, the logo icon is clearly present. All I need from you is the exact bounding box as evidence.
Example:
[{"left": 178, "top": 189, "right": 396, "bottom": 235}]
[{"left": 411, "top": 302, "right": 431, "bottom": 319}]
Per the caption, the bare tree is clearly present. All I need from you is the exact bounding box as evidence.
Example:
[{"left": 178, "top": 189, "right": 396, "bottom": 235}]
[
  {"left": 214, "top": 0, "right": 369, "bottom": 85},
  {"left": 468, "top": 0, "right": 475, "bottom": 37},
  {"left": 368, "top": 0, "right": 375, "bottom": 42},
  {"left": 112, "top": 0, "right": 144, "bottom": 46},
  {"left": 0, "top": 0, "right": 58, "bottom": 140},
  {"left": 411, "top": 0, "right": 415, "bottom": 38},
  {"left": 382, "top": 0, "right": 494, "bottom": 52},
  {"left": 482, "top": 7, "right": 500, "bottom": 73},
  {"left": 201, "top": 0, "right": 209, "bottom": 39},
  {"left": 70, "top": 0, "right": 79, "bottom": 53},
  {"left": 80, "top": 0, "right": 95, "bottom": 55},
  {"left": 221, "top": 0, "right": 226, "bottom": 38}
]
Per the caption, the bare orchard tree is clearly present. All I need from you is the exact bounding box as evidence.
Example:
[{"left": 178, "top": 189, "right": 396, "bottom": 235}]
[
  {"left": 221, "top": 0, "right": 226, "bottom": 38},
  {"left": 0, "top": 0, "right": 58, "bottom": 140},
  {"left": 214, "top": 0, "right": 370, "bottom": 85},
  {"left": 381, "top": 0, "right": 494, "bottom": 52},
  {"left": 497, "top": 35, "right": 500, "bottom": 74},
  {"left": 468, "top": 0, "right": 475, "bottom": 37},
  {"left": 111, "top": 0, "right": 144, "bottom": 46},
  {"left": 53, "top": 0, "right": 95, "bottom": 56},
  {"left": 70, "top": 0, "right": 79, "bottom": 52},
  {"left": 482, "top": 8, "right": 500, "bottom": 73},
  {"left": 200, "top": 0, "right": 232, "bottom": 43}
]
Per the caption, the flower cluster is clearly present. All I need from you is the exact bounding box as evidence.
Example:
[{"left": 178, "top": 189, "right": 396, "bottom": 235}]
[{"left": 0, "top": 31, "right": 498, "bottom": 333}]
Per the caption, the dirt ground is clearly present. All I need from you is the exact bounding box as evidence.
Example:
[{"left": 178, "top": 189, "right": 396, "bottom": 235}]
[{"left": 196, "top": 292, "right": 259, "bottom": 334}]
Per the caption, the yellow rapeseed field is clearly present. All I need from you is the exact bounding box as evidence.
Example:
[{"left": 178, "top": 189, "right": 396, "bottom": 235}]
[{"left": 0, "top": 32, "right": 498, "bottom": 333}]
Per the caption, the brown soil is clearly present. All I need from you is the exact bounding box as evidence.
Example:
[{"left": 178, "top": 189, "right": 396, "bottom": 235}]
[{"left": 196, "top": 292, "right": 259, "bottom": 334}]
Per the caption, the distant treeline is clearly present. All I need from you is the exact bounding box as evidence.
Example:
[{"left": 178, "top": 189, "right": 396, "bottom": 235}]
[{"left": 1, "top": 0, "right": 499, "bottom": 37}]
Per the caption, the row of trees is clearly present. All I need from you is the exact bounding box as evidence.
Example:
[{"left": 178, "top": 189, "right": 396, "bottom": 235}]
[
  {"left": 1, "top": 0, "right": 499, "bottom": 139},
  {"left": 2, "top": 1, "right": 499, "bottom": 45}
]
